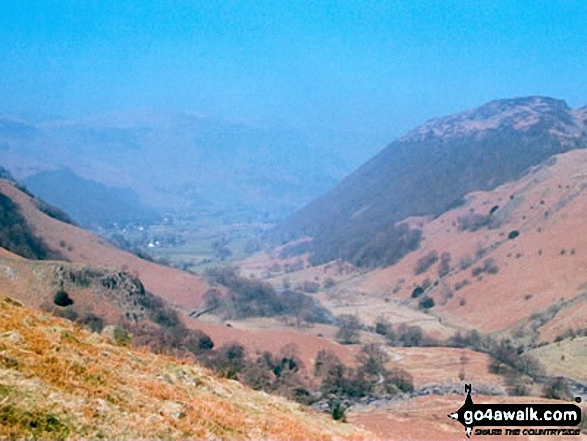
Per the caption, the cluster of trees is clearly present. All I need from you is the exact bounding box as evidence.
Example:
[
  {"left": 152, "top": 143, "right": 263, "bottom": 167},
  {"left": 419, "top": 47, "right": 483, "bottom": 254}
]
[
  {"left": 50, "top": 305, "right": 106, "bottom": 333},
  {"left": 308, "top": 223, "right": 423, "bottom": 269},
  {"left": 315, "top": 344, "right": 414, "bottom": 400},
  {"left": 205, "top": 267, "right": 331, "bottom": 323},
  {"left": 211, "top": 237, "right": 232, "bottom": 261},
  {"left": 444, "top": 330, "right": 551, "bottom": 396},
  {"left": 200, "top": 341, "right": 415, "bottom": 418},
  {"left": 36, "top": 199, "right": 75, "bottom": 225},
  {"left": 374, "top": 317, "right": 435, "bottom": 347},
  {"left": 471, "top": 258, "right": 499, "bottom": 277},
  {"left": 0, "top": 193, "right": 62, "bottom": 260},
  {"left": 200, "top": 343, "right": 312, "bottom": 403}
]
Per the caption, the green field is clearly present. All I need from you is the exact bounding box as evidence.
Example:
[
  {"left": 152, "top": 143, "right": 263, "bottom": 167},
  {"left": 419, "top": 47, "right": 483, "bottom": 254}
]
[
  {"left": 528, "top": 337, "right": 587, "bottom": 382},
  {"left": 100, "top": 217, "right": 273, "bottom": 274}
]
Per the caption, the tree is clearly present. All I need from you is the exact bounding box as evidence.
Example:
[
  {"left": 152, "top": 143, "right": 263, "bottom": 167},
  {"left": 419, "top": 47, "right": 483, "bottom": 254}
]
[
  {"left": 374, "top": 316, "right": 391, "bottom": 336},
  {"left": 315, "top": 350, "right": 347, "bottom": 396},
  {"left": 414, "top": 250, "right": 439, "bottom": 275},
  {"left": 438, "top": 252, "right": 452, "bottom": 277},
  {"left": 335, "top": 314, "right": 361, "bottom": 344},
  {"left": 184, "top": 329, "right": 214, "bottom": 355},
  {"left": 206, "top": 342, "right": 246, "bottom": 379},
  {"left": 53, "top": 290, "right": 73, "bottom": 307},
  {"left": 356, "top": 343, "right": 389, "bottom": 379},
  {"left": 329, "top": 399, "right": 346, "bottom": 422},
  {"left": 543, "top": 377, "right": 570, "bottom": 400}
]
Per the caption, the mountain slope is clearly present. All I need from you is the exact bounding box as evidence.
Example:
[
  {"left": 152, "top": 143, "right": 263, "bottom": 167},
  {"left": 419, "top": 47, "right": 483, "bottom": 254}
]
[
  {"left": 358, "top": 148, "right": 587, "bottom": 337},
  {"left": 0, "top": 296, "right": 369, "bottom": 440},
  {"left": 23, "top": 168, "right": 160, "bottom": 227},
  {"left": 0, "top": 179, "right": 210, "bottom": 310},
  {"left": 0, "top": 182, "right": 62, "bottom": 260},
  {"left": 273, "top": 97, "right": 587, "bottom": 267}
]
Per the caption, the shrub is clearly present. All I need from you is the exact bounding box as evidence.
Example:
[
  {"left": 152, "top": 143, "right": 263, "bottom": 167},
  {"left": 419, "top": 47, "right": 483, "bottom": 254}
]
[
  {"left": 184, "top": 329, "right": 215, "bottom": 356},
  {"left": 411, "top": 286, "right": 425, "bottom": 298},
  {"left": 204, "top": 342, "right": 246, "bottom": 379},
  {"left": 542, "top": 377, "right": 570, "bottom": 400},
  {"left": 125, "top": 322, "right": 176, "bottom": 354},
  {"left": 414, "top": 250, "right": 439, "bottom": 275},
  {"left": 77, "top": 313, "right": 105, "bottom": 333},
  {"left": 471, "top": 266, "right": 484, "bottom": 277},
  {"left": 419, "top": 296, "right": 435, "bottom": 309},
  {"left": 457, "top": 213, "right": 490, "bottom": 232},
  {"left": 508, "top": 230, "right": 520, "bottom": 239},
  {"left": 242, "top": 358, "right": 273, "bottom": 391},
  {"left": 475, "top": 244, "right": 487, "bottom": 259},
  {"left": 329, "top": 399, "right": 346, "bottom": 422},
  {"left": 53, "top": 290, "right": 73, "bottom": 307},
  {"left": 454, "top": 279, "right": 470, "bottom": 291},
  {"left": 138, "top": 292, "right": 182, "bottom": 330},
  {"left": 323, "top": 277, "right": 336, "bottom": 289},
  {"left": 52, "top": 306, "right": 79, "bottom": 322},
  {"left": 459, "top": 255, "right": 474, "bottom": 270},
  {"left": 483, "top": 258, "right": 499, "bottom": 274},
  {"left": 302, "top": 281, "right": 320, "bottom": 293},
  {"left": 388, "top": 367, "right": 414, "bottom": 393},
  {"left": 374, "top": 316, "right": 391, "bottom": 336},
  {"left": 395, "top": 324, "right": 424, "bottom": 347}
]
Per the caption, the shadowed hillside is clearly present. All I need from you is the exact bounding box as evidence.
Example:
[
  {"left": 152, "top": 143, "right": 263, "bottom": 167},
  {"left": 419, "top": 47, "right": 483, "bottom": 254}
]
[
  {"left": 23, "top": 168, "right": 160, "bottom": 227},
  {"left": 273, "top": 97, "right": 587, "bottom": 267}
]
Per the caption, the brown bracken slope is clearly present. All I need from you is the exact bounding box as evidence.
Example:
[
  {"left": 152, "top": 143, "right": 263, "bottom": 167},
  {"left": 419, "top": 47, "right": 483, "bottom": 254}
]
[
  {"left": 360, "top": 149, "right": 587, "bottom": 338},
  {"left": 0, "top": 296, "right": 370, "bottom": 440},
  {"left": 0, "top": 179, "right": 210, "bottom": 310}
]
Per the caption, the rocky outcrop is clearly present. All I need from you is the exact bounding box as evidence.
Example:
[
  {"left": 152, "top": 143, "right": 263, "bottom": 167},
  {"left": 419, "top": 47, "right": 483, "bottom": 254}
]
[{"left": 52, "top": 265, "right": 149, "bottom": 321}]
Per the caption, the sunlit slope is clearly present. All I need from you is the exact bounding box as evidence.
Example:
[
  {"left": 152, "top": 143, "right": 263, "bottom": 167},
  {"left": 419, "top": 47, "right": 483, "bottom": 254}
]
[
  {"left": 0, "top": 296, "right": 370, "bottom": 440},
  {"left": 360, "top": 149, "right": 587, "bottom": 336},
  {"left": 0, "top": 179, "right": 210, "bottom": 309}
]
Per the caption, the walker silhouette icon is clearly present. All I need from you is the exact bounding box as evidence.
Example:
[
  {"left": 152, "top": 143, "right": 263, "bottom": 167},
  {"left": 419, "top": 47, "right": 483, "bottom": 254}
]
[{"left": 448, "top": 384, "right": 475, "bottom": 438}]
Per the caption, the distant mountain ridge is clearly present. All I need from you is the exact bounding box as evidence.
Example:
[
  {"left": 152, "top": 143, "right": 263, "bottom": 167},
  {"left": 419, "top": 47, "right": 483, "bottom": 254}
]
[
  {"left": 0, "top": 110, "right": 353, "bottom": 222},
  {"left": 23, "top": 168, "right": 159, "bottom": 227},
  {"left": 273, "top": 96, "right": 587, "bottom": 267}
]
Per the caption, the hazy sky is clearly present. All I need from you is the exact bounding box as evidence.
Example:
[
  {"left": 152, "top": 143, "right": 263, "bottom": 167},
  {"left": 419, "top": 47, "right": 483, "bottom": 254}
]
[{"left": 1, "top": 1, "right": 586, "bottom": 155}]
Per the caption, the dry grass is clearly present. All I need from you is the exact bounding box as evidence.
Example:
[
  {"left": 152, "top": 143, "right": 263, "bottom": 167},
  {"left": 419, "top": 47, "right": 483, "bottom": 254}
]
[{"left": 0, "top": 296, "right": 370, "bottom": 440}]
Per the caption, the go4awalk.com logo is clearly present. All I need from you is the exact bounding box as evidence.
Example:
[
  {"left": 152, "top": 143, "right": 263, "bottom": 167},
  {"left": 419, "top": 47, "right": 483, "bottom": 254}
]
[{"left": 448, "top": 385, "right": 583, "bottom": 437}]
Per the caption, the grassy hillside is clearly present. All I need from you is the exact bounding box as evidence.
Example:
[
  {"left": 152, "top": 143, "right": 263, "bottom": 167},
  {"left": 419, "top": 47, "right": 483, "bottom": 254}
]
[
  {"left": 0, "top": 296, "right": 369, "bottom": 440},
  {"left": 273, "top": 97, "right": 587, "bottom": 267},
  {"left": 351, "top": 148, "right": 587, "bottom": 339},
  {"left": 0, "top": 179, "right": 211, "bottom": 310}
]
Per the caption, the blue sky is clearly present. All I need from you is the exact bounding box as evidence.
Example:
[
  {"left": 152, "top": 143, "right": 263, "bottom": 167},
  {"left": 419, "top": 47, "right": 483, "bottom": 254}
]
[{"left": 1, "top": 1, "right": 586, "bottom": 154}]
